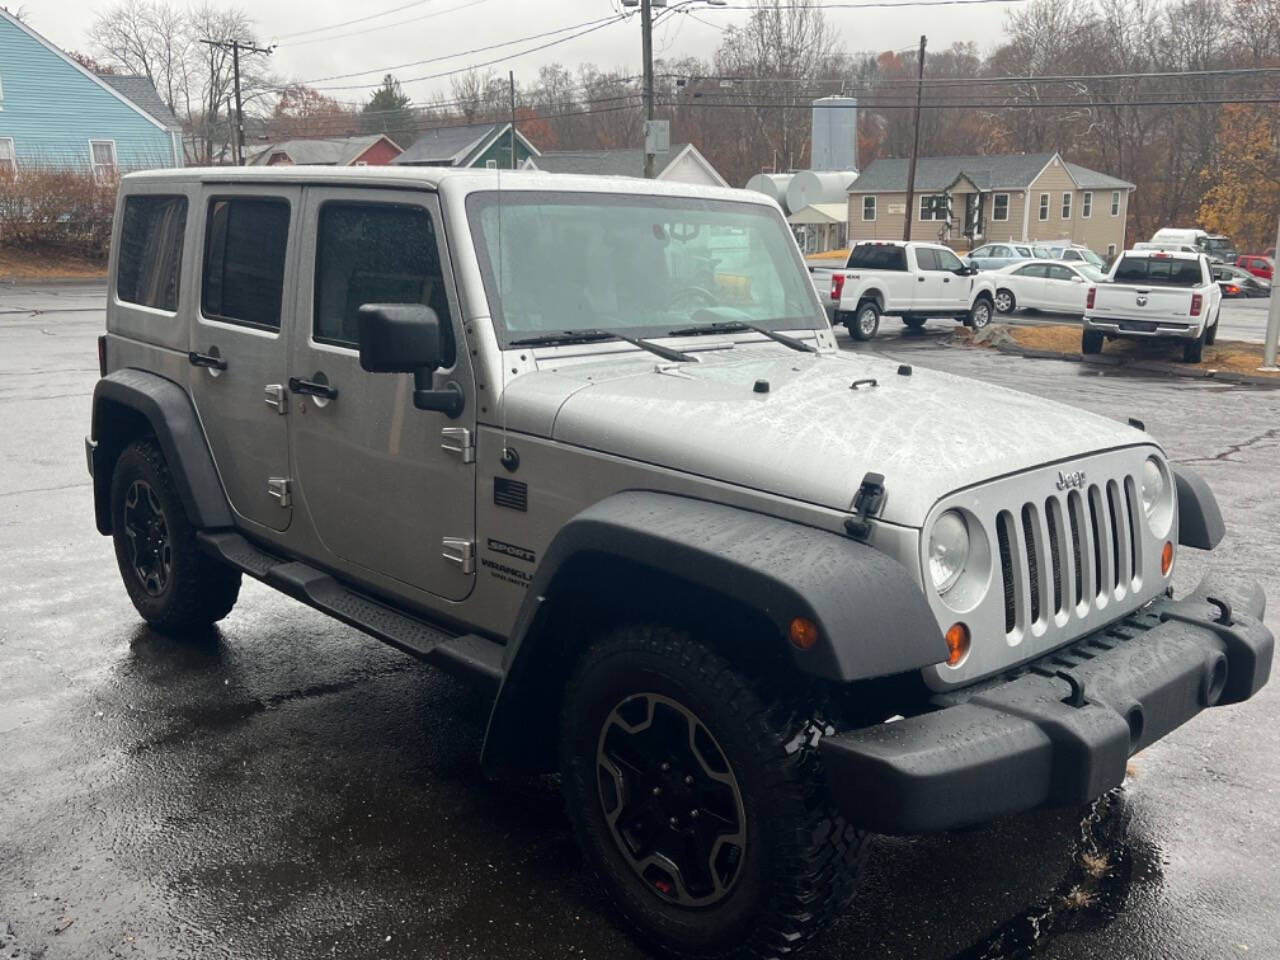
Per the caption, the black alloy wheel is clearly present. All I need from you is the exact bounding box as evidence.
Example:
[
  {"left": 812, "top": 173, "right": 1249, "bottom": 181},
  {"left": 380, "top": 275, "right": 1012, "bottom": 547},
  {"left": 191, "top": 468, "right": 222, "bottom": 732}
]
[
  {"left": 596, "top": 692, "right": 747, "bottom": 907},
  {"left": 123, "top": 479, "right": 171, "bottom": 597}
]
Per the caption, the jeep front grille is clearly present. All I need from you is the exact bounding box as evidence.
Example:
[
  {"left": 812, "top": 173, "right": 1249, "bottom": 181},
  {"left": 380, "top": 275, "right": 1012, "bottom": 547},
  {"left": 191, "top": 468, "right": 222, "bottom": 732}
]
[{"left": 995, "top": 475, "right": 1144, "bottom": 639}]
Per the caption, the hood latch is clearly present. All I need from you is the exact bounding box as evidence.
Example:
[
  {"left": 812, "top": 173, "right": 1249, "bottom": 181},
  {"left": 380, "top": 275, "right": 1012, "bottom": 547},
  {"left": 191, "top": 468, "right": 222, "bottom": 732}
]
[{"left": 845, "top": 472, "right": 886, "bottom": 540}]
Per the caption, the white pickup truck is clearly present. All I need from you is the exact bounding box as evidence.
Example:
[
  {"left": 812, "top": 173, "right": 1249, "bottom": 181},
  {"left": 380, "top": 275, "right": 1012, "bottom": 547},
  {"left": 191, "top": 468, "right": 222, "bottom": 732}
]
[
  {"left": 827, "top": 241, "right": 997, "bottom": 341},
  {"left": 1083, "top": 249, "right": 1222, "bottom": 363}
]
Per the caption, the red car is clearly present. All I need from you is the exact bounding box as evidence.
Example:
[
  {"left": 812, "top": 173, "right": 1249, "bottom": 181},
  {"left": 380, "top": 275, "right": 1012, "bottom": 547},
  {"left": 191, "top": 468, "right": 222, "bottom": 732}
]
[{"left": 1236, "top": 254, "right": 1274, "bottom": 280}]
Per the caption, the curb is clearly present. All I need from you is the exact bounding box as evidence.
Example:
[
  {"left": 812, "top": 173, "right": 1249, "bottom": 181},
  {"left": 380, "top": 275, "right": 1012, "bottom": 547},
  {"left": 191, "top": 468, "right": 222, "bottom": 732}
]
[{"left": 989, "top": 341, "right": 1280, "bottom": 388}]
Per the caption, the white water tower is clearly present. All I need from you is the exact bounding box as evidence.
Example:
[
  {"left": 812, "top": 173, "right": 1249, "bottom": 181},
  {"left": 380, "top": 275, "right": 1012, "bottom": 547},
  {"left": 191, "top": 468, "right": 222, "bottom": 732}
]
[{"left": 810, "top": 97, "right": 858, "bottom": 172}]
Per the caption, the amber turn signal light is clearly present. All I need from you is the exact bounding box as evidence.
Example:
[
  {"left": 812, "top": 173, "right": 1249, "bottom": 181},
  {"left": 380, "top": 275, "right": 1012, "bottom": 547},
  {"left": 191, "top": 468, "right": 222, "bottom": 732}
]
[
  {"left": 944, "top": 622, "right": 970, "bottom": 667},
  {"left": 789, "top": 617, "right": 819, "bottom": 651},
  {"left": 1161, "top": 541, "right": 1174, "bottom": 576}
]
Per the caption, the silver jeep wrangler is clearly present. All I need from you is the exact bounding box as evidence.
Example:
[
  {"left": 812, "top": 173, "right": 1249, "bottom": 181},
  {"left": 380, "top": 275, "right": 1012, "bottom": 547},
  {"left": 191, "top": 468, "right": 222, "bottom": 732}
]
[{"left": 88, "top": 167, "right": 1272, "bottom": 958}]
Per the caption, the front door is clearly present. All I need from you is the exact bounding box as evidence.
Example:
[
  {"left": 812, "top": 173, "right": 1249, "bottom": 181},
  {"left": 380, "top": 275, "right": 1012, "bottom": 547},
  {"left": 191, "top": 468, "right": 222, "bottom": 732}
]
[
  {"left": 287, "top": 187, "right": 476, "bottom": 602},
  {"left": 188, "top": 186, "right": 300, "bottom": 532}
]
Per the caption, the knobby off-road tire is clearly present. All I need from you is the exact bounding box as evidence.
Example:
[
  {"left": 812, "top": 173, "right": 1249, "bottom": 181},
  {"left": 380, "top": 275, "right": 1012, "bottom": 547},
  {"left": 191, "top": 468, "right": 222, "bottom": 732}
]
[
  {"left": 559, "top": 625, "right": 867, "bottom": 959},
  {"left": 110, "top": 439, "right": 241, "bottom": 633}
]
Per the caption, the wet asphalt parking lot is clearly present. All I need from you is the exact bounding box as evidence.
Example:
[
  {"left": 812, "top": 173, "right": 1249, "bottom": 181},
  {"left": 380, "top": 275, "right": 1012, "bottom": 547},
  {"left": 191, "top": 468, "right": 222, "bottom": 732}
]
[{"left": 2, "top": 281, "right": 1278, "bottom": 960}]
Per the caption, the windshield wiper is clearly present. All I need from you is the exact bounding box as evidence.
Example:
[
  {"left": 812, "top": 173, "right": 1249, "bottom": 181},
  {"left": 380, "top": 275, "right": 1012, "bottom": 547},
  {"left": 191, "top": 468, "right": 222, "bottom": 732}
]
[
  {"left": 508, "top": 328, "right": 693, "bottom": 362},
  {"left": 667, "top": 320, "right": 817, "bottom": 354}
]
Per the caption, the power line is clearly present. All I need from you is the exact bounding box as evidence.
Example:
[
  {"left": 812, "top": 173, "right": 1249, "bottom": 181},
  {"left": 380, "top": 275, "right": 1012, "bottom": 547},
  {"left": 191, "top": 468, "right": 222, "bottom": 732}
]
[
  {"left": 278, "top": 15, "right": 625, "bottom": 86},
  {"left": 660, "top": 95, "right": 1280, "bottom": 110},
  {"left": 670, "top": 65, "right": 1280, "bottom": 87},
  {"left": 277, "top": 0, "right": 492, "bottom": 48},
  {"left": 272, "top": 0, "right": 434, "bottom": 41}
]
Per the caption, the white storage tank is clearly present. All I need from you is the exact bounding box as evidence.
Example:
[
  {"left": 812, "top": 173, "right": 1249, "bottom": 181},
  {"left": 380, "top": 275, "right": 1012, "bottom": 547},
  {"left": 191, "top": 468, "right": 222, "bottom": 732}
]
[
  {"left": 811, "top": 97, "right": 858, "bottom": 172},
  {"left": 744, "top": 173, "right": 795, "bottom": 212},
  {"left": 784, "top": 170, "right": 859, "bottom": 215}
]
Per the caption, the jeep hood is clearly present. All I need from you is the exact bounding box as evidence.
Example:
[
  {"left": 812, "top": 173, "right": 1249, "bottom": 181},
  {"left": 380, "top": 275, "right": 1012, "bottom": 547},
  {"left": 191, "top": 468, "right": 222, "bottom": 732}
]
[{"left": 501, "top": 347, "right": 1143, "bottom": 527}]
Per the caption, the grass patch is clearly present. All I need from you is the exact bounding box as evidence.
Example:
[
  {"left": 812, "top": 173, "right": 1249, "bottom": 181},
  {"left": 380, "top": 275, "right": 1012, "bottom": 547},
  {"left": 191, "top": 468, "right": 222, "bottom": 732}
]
[{"left": 0, "top": 246, "right": 107, "bottom": 280}]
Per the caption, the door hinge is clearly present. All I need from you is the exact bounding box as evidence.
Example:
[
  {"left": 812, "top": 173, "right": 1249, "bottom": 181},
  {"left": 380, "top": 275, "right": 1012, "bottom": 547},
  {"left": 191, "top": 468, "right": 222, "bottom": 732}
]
[
  {"left": 264, "top": 384, "right": 288, "bottom": 414},
  {"left": 440, "top": 426, "right": 475, "bottom": 463},
  {"left": 267, "top": 477, "right": 292, "bottom": 508},
  {"left": 441, "top": 537, "right": 475, "bottom": 574}
]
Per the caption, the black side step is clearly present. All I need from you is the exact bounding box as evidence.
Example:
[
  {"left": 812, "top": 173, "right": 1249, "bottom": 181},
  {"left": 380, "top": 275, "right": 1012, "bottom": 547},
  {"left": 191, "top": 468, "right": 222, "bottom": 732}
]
[{"left": 198, "top": 531, "right": 504, "bottom": 696}]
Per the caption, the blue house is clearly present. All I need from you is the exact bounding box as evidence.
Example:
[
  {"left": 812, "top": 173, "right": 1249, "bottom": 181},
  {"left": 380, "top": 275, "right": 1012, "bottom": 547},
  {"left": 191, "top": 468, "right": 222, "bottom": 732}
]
[{"left": 0, "top": 8, "right": 183, "bottom": 176}]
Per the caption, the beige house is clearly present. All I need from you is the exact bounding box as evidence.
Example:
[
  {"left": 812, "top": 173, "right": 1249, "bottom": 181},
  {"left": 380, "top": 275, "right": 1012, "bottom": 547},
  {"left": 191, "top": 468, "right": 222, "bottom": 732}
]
[{"left": 846, "top": 153, "right": 1134, "bottom": 256}]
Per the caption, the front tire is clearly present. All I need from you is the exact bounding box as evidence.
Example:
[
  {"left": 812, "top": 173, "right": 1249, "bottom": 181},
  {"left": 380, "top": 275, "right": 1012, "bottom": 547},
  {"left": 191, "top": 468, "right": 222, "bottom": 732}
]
[
  {"left": 967, "top": 297, "right": 993, "bottom": 330},
  {"left": 848, "top": 301, "right": 880, "bottom": 341},
  {"left": 110, "top": 439, "right": 241, "bottom": 633},
  {"left": 560, "top": 625, "right": 865, "bottom": 959},
  {"left": 994, "top": 288, "right": 1016, "bottom": 314}
]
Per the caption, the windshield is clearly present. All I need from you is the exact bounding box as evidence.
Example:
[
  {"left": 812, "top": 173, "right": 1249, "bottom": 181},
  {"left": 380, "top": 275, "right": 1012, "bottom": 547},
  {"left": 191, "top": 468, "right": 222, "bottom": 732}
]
[
  {"left": 1079, "top": 265, "right": 1108, "bottom": 282},
  {"left": 1202, "top": 237, "right": 1234, "bottom": 254},
  {"left": 465, "top": 191, "right": 822, "bottom": 345}
]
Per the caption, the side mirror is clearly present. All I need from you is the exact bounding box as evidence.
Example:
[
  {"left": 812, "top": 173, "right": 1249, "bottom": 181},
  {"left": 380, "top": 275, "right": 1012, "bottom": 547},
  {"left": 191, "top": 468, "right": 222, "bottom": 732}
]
[
  {"left": 356, "top": 303, "right": 463, "bottom": 418},
  {"left": 1070, "top": 276, "right": 1085, "bottom": 283},
  {"left": 358, "top": 303, "right": 445, "bottom": 373}
]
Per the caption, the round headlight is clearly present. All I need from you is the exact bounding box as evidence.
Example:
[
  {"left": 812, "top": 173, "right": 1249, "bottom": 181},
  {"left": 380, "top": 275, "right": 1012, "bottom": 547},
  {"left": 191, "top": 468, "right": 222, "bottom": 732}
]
[
  {"left": 928, "top": 511, "right": 970, "bottom": 595},
  {"left": 1141, "top": 456, "right": 1166, "bottom": 516}
]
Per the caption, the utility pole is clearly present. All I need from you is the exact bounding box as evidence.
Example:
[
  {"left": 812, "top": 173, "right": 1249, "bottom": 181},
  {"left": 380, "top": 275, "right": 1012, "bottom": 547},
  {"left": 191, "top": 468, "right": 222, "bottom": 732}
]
[
  {"left": 1261, "top": 214, "right": 1280, "bottom": 370},
  {"left": 199, "top": 37, "right": 274, "bottom": 166},
  {"left": 508, "top": 70, "right": 517, "bottom": 170},
  {"left": 641, "top": 0, "right": 656, "bottom": 178},
  {"left": 902, "top": 35, "right": 927, "bottom": 242}
]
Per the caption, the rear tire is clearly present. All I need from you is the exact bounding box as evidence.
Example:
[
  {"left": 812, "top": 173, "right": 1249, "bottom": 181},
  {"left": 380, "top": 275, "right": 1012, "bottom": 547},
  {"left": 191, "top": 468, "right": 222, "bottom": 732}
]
[
  {"left": 848, "top": 301, "right": 880, "bottom": 341},
  {"left": 559, "top": 625, "right": 866, "bottom": 959},
  {"left": 1081, "top": 330, "right": 1104, "bottom": 355},
  {"left": 110, "top": 439, "right": 241, "bottom": 633},
  {"left": 1183, "top": 333, "right": 1205, "bottom": 363},
  {"left": 994, "top": 288, "right": 1016, "bottom": 314}
]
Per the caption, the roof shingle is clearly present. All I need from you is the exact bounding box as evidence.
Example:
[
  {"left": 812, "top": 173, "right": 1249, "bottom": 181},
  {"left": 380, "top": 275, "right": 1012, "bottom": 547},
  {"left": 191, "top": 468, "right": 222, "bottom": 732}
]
[
  {"left": 97, "top": 74, "right": 181, "bottom": 129},
  {"left": 847, "top": 153, "right": 1134, "bottom": 193}
]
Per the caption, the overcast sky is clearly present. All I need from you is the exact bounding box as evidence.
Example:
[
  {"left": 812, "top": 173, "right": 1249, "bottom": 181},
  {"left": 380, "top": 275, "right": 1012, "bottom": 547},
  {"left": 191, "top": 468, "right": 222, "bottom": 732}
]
[{"left": 29, "top": 0, "right": 1015, "bottom": 107}]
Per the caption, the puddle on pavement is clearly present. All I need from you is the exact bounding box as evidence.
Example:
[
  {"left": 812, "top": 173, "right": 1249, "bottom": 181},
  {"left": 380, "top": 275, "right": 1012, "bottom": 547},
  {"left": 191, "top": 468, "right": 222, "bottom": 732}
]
[{"left": 950, "top": 788, "right": 1162, "bottom": 960}]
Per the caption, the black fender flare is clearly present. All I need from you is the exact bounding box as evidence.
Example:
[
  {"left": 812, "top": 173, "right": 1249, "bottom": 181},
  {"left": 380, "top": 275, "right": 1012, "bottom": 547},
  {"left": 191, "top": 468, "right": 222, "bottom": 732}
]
[
  {"left": 1172, "top": 464, "right": 1224, "bottom": 550},
  {"left": 89, "top": 368, "right": 232, "bottom": 534},
  {"left": 480, "top": 491, "right": 945, "bottom": 776}
]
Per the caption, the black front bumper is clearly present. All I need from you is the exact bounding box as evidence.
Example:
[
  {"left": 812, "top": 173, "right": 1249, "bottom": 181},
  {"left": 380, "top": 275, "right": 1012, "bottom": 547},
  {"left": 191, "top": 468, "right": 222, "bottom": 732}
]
[{"left": 821, "top": 572, "right": 1273, "bottom": 834}]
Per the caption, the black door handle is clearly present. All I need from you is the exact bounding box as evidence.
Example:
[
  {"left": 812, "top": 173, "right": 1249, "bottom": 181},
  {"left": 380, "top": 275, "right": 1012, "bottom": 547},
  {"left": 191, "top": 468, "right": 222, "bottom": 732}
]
[
  {"left": 188, "top": 350, "right": 227, "bottom": 371},
  {"left": 943, "top": 277, "right": 951, "bottom": 283},
  {"left": 288, "top": 376, "right": 339, "bottom": 400},
  {"left": 917, "top": 276, "right": 926, "bottom": 282}
]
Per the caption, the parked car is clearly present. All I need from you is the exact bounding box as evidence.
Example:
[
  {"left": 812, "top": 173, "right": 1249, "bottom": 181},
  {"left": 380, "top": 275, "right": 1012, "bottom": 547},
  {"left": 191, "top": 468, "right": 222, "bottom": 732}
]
[
  {"left": 1045, "top": 243, "right": 1107, "bottom": 268},
  {"left": 992, "top": 259, "right": 1109, "bottom": 316},
  {"left": 1150, "top": 228, "right": 1237, "bottom": 263},
  {"left": 1212, "top": 263, "right": 1271, "bottom": 299},
  {"left": 87, "top": 168, "right": 1271, "bottom": 960},
  {"left": 963, "top": 242, "right": 1045, "bottom": 272},
  {"left": 1235, "top": 254, "right": 1274, "bottom": 281},
  {"left": 830, "top": 240, "right": 997, "bottom": 339},
  {"left": 1084, "top": 250, "right": 1222, "bottom": 362}
]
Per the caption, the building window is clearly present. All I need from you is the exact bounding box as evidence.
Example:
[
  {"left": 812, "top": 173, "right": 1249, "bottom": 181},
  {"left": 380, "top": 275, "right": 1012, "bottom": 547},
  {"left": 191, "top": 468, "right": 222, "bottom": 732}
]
[
  {"left": 485, "top": 159, "right": 498, "bottom": 169},
  {"left": 0, "top": 138, "right": 15, "bottom": 178},
  {"left": 202, "top": 197, "right": 291, "bottom": 330},
  {"left": 116, "top": 195, "right": 187, "bottom": 312},
  {"left": 992, "top": 193, "right": 1009, "bottom": 221},
  {"left": 1061, "top": 192, "right": 1072, "bottom": 220},
  {"left": 90, "top": 140, "right": 117, "bottom": 182},
  {"left": 1107, "top": 243, "right": 1117, "bottom": 258},
  {"left": 862, "top": 196, "right": 876, "bottom": 221},
  {"left": 1038, "top": 193, "right": 1050, "bottom": 221},
  {"left": 1111, "top": 191, "right": 1120, "bottom": 216},
  {"left": 920, "top": 194, "right": 945, "bottom": 221},
  {"left": 1082, "top": 191, "right": 1092, "bottom": 218}
]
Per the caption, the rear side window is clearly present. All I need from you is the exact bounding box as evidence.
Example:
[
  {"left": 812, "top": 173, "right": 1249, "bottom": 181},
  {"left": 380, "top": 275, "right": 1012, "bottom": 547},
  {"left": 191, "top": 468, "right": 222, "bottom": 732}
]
[
  {"left": 116, "top": 194, "right": 187, "bottom": 312},
  {"left": 915, "top": 248, "right": 940, "bottom": 270},
  {"left": 202, "top": 197, "right": 291, "bottom": 330},
  {"left": 1113, "top": 256, "right": 1203, "bottom": 286},
  {"left": 1014, "top": 263, "right": 1048, "bottom": 278},
  {"left": 313, "top": 202, "right": 454, "bottom": 365},
  {"left": 846, "top": 244, "right": 906, "bottom": 271}
]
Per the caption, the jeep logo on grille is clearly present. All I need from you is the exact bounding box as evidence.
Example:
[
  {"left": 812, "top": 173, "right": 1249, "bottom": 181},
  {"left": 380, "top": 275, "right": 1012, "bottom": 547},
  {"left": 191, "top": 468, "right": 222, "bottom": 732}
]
[{"left": 1056, "top": 469, "right": 1087, "bottom": 490}]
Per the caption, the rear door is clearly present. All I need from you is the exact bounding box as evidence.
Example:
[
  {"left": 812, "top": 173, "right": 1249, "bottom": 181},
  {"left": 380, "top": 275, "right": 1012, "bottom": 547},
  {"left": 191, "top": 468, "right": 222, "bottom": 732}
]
[
  {"left": 188, "top": 186, "right": 300, "bottom": 532},
  {"left": 287, "top": 186, "right": 477, "bottom": 602},
  {"left": 912, "top": 247, "right": 946, "bottom": 309},
  {"left": 1008, "top": 263, "right": 1048, "bottom": 307},
  {"left": 1043, "top": 263, "right": 1085, "bottom": 312}
]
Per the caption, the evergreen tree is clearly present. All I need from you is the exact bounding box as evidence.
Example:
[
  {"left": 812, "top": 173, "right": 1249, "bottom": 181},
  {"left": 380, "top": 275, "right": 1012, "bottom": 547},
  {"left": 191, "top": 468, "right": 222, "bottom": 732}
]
[{"left": 363, "top": 75, "right": 417, "bottom": 150}]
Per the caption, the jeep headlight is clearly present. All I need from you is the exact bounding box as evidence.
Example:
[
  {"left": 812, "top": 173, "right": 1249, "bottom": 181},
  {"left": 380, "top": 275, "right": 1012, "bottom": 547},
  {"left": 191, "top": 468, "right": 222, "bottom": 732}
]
[
  {"left": 928, "top": 510, "right": 970, "bottom": 596},
  {"left": 1141, "top": 455, "right": 1175, "bottom": 536}
]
